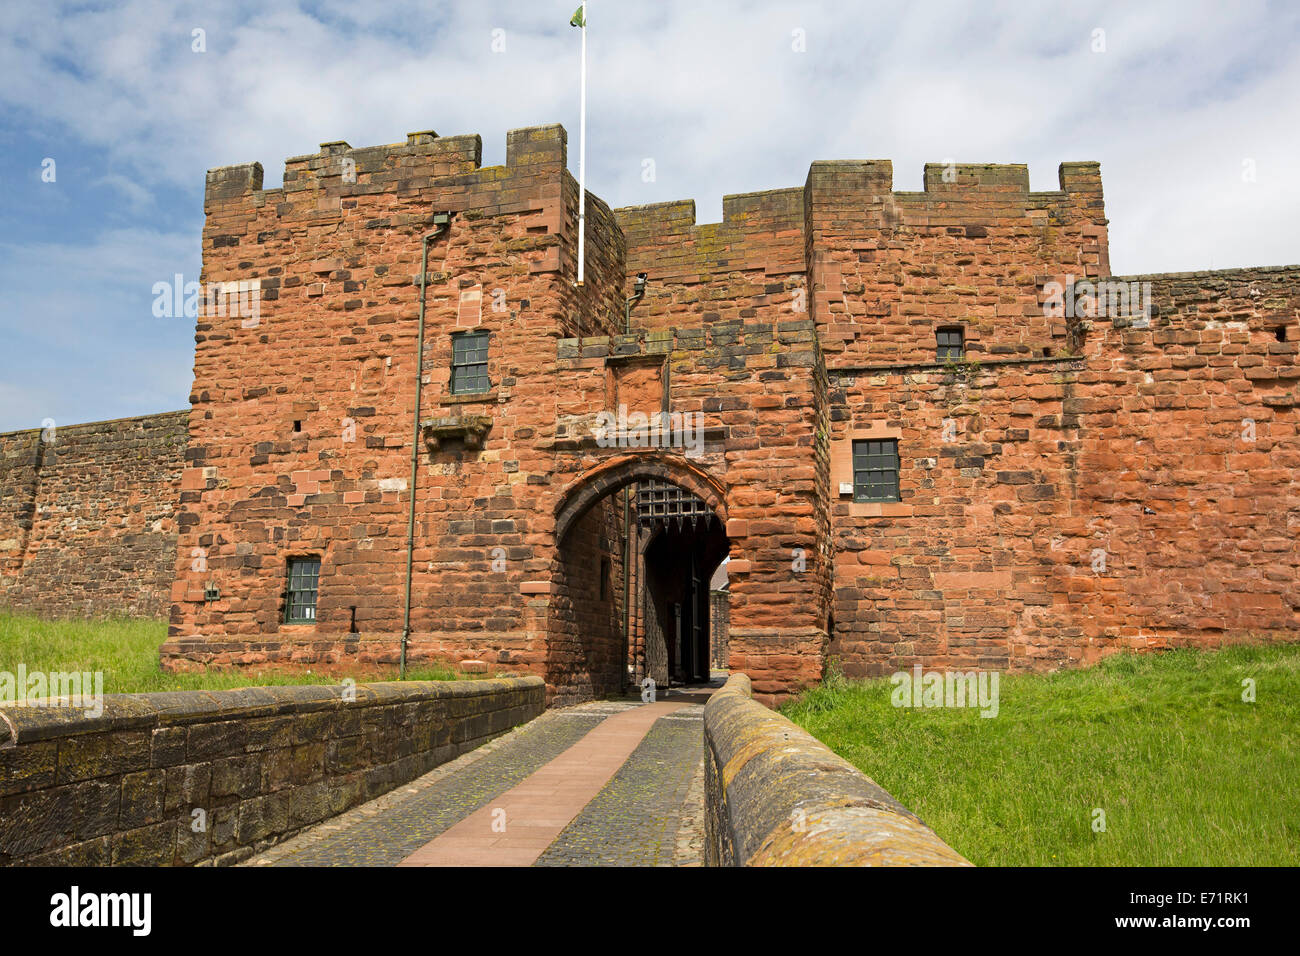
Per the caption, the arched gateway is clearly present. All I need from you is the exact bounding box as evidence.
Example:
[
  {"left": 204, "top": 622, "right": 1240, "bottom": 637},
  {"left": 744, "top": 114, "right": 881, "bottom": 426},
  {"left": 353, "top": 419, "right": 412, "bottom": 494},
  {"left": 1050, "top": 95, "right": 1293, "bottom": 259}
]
[{"left": 548, "top": 454, "right": 731, "bottom": 705}]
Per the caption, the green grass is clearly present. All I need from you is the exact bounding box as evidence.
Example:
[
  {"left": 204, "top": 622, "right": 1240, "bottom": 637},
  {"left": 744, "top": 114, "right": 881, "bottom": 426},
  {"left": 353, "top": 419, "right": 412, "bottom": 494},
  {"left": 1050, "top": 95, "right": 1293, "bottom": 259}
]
[
  {"left": 0, "top": 612, "right": 473, "bottom": 695},
  {"left": 782, "top": 644, "right": 1300, "bottom": 866}
]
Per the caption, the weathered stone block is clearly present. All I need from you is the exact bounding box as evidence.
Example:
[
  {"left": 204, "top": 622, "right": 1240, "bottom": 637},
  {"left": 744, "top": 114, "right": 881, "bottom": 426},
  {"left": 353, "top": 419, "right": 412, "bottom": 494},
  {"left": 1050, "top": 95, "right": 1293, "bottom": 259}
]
[
  {"left": 111, "top": 820, "right": 176, "bottom": 866},
  {"left": 119, "top": 769, "right": 167, "bottom": 828},
  {"left": 56, "top": 731, "right": 150, "bottom": 784}
]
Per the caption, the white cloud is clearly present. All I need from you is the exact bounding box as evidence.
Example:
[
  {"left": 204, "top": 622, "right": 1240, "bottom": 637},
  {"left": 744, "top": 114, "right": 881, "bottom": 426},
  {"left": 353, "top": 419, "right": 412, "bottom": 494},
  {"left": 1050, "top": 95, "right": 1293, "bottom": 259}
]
[
  {"left": 4, "top": 0, "right": 1297, "bottom": 266},
  {"left": 93, "top": 173, "right": 155, "bottom": 211}
]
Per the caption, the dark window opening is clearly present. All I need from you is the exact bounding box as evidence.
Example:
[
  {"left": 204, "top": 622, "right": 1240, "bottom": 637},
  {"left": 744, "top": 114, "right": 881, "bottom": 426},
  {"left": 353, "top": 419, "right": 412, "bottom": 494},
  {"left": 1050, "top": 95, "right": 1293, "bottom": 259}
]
[
  {"left": 451, "top": 330, "right": 490, "bottom": 394},
  {"left": 1275, "top": 326, "right": 1287, "bottom": 343},
  {"left": 284, "top": 556, "right": 321, "bottom": 623},
  {"left": 292, "top": 420, "right": 302, "bottom": 433},
  {"left": 852, "top": 439, "right": 901, "bottom": 503},
  {"left": 937, "top": 327, "right": 965, "bottom": 362},
  {"left": 599, "top": 556, "right": 611, "bottom": 599}
]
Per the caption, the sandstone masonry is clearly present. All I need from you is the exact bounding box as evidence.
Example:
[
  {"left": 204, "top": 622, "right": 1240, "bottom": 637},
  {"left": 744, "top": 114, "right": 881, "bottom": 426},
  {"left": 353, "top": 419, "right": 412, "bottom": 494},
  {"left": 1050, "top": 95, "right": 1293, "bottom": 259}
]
[
  {"left": 0, "top": 412, "right": 188, "bottom": 619},
  {"left": 0, "top": 675, "right": 543, "bottom": 866},
  {"left": 4, "top": 123, "right": 1296, "bottom": 705},
  {"left": 703, "top": 672, "right": 969, "bottom": 865}
]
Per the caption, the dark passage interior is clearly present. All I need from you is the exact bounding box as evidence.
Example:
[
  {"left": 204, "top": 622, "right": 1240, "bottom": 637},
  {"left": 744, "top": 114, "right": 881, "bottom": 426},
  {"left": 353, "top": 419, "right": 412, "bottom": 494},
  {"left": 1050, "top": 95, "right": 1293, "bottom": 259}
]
[
  {"left": 550, "top": 477, "right": 728, "bottom": 705},
  {"left": 629, "top": 481, "right": 729, "bottom": 690}
]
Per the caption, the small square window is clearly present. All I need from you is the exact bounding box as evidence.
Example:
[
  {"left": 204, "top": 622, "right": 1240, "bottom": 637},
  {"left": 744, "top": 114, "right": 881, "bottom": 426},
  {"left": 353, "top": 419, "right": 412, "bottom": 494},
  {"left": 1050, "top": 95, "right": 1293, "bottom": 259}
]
[
  {"left": 285, "top": 557, "right": 321, "bottom": 623},
  {"left": 852, "top": 439, "right": 900, "bottom": 503},
  {"left": 451, "top": 331, "right": 490, "bottom": 395},
  {"left": 937, "top": 327, "right": 964, "bottom": 361}
]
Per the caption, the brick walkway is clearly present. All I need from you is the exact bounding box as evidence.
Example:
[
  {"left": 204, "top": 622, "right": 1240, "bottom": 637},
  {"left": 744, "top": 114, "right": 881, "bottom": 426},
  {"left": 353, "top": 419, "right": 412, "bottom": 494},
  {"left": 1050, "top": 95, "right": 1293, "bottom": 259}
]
[{"left": 246, "top": 693, "right": 709, "bottom": 867}]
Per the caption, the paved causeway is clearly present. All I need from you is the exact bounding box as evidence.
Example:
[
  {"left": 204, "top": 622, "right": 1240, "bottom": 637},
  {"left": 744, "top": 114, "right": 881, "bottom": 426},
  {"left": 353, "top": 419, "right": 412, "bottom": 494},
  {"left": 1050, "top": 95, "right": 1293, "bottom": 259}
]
[{"left": 246, "top": 694, "right": 709, "bottom": 867}]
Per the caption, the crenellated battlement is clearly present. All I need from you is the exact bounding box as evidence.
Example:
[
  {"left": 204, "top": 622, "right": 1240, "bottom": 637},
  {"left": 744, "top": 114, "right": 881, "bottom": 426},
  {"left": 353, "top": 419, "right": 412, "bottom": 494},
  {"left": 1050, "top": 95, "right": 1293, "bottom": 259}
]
[
  {"left": 204, "top": 161, "right": 264, "bottom": 204},
  {"left": 203, "top": 124, "right": 570, "bottom": 214},
  {"left": 607, "top": 155, "right": 1107, "bottom": 337},
  {"left": 921, "top": 162, "right": 1030, "bottom": 191},
  {"left": 612, "top": 188, "right": 808, "bottom": 333},
  {"left": 803, "top": 159, "right": 1105, "bottom": 223},
  {"left": 613, "top": 157, "right": 1103, "bottom": 254},
  {"left": 198, "top": 128, "right": 1110, "bottom": 351},
  {"left": 614, "top": 159, "right": 1104, "bottom": 237},
  {"left": 278, "top": 130, "right": 483, "bottom": 197},
  {"left": 615, "top": 186, "right": 806, "bottom": 236}
]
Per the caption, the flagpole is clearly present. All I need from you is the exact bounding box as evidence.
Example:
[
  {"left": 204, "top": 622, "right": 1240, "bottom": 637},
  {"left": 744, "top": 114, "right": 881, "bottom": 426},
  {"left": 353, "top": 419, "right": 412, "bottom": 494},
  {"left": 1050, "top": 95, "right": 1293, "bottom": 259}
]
[{"left": 577, "top": 0, "right": 587, "bottom": 286}]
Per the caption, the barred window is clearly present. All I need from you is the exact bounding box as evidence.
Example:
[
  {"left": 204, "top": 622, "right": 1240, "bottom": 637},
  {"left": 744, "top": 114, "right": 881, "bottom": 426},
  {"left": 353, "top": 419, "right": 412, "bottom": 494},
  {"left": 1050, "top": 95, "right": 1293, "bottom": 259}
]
[
  {"left": 451, "top": 330, "right": 490, "bottom": 395},
  {"left": 852, "top": 440, "right": 900, "bottom": 503},
  {"left": 284, "top": 557, "right": 321, "bottom": 623},
  {"left": 937, "top": 327, "right": 964, "bottom": 361}
]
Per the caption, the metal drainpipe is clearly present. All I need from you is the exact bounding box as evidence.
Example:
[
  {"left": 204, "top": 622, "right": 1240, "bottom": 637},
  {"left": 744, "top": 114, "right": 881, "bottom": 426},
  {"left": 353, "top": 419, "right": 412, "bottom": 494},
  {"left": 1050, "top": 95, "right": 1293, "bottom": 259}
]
[
  {"left": 623, "top": 489, "right": 631, "bottom": 690},
  {"left": 621, "top": 276, "right": 646, "bottom": 690},
  {"left": 400, "top": 214, "right": 449, "bottom": 679}
]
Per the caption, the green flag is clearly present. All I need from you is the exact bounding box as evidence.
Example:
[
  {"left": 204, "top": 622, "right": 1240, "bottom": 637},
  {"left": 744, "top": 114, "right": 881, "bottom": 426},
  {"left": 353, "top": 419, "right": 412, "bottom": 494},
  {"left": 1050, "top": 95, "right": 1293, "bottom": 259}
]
[{"left": 569, "top": 5, "right": 584, "bottom": 28}]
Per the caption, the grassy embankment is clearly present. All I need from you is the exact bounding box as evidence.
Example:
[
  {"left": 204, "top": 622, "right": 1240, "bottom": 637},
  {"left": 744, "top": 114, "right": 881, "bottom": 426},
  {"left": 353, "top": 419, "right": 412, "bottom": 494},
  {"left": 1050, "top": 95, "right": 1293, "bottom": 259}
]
[
  {"left": 0, "top": 612, "right": 472, "bottom": 696},
  {"left": 782, "top": 644, "right": 1300, "bottom": 866}
]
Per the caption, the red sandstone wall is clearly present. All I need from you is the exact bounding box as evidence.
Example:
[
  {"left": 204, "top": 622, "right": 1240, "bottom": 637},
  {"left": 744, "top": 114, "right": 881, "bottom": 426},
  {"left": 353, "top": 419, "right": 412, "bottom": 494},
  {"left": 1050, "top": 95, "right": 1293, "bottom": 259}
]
[
  {"left": 166, "top": 126, "right": 616, "bottom": 677},
  {"left": 827, "top": 266, "right": 1299, "bottom": 675},
  {"left": 1062, "top": 267, "right": 1299, "bottom": 655},
  {"left": 549, "top": 499, "right": 625, "bottom": 704},
  {"left": 614, "top": 189, "right": 807, "bottom": 333},
  {"left": 0, "top": 429, "right": 42, "bottom": 576},
  {"left": 0, "top": 412, "right": 187, "bottom": 619},
  {"left": 808, "top": 160, "right": 1109, "bottom": 367}
]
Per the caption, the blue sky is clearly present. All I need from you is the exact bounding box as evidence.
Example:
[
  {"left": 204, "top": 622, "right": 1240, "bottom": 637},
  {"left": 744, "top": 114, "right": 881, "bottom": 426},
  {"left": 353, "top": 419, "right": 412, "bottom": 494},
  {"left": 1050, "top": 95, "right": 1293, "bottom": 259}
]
[{"left": 2, "top": 0, "right": 1298, "bottom": 432}]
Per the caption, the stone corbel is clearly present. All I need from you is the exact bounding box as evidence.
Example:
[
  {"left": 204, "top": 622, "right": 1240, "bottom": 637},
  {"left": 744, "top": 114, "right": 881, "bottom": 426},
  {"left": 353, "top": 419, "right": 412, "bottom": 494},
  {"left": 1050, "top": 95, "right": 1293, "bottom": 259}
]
[{"left": 422, "top": 415, "right": 492, "bottom": 450}]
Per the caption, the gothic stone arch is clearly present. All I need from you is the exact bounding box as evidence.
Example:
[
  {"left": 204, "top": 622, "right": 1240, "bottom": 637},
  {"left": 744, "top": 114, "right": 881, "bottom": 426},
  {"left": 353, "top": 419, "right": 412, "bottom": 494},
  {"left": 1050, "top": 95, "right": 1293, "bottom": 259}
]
[
  {"left": 553, "top": 453, "right": 727, "bottom": 543},
  {"left": 545, "top": 453, "right": 729, "bottom": 705}
]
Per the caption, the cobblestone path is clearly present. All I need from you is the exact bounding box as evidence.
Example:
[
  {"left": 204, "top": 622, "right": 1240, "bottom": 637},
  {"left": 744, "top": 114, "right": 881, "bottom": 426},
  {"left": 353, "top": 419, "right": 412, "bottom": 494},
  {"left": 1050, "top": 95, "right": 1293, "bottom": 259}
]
[
  {"left": 535, "top": 709, "right": 703, "bottom": 866},
  {"left": 246, "top": 696, "right": 707, "bottom": 867}
]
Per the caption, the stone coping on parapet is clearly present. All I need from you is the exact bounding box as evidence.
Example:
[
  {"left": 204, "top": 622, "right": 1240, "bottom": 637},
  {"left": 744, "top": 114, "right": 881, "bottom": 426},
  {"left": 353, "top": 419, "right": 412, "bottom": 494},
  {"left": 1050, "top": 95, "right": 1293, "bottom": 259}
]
[
  {"left": 614, "top": 187, "right": 805, "bottom": 231},
  {"left": 0, "top": 676, "right": 545, "bottom": 745},
  {"left": 0, "top": 675, "right": 546, "bottom": 866},
  {"left": 1110, "top": 263, "right": 1300, "bottom": 282},
  {"left": 0, "top": 409, "right": 189, "bottom": 441},
  {"left": 703, "top": 672, "right": 971, "bottom": 866}
]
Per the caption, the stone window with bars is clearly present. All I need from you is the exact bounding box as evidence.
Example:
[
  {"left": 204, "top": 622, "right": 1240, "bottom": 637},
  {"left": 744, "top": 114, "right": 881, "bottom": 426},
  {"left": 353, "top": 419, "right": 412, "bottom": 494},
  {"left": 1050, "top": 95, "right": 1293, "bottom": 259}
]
[
  {"left": 936, "top": 326, "right": 964, "bottom": 361},
  {"left": 284, "top": 556, "right": 321, "bottom": 623},
  {"left": 852, "top": 439, "right": 900, "bottom": 503},
  {"left": 451, "top": 330, "right": 490, "bottom": 395}
]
